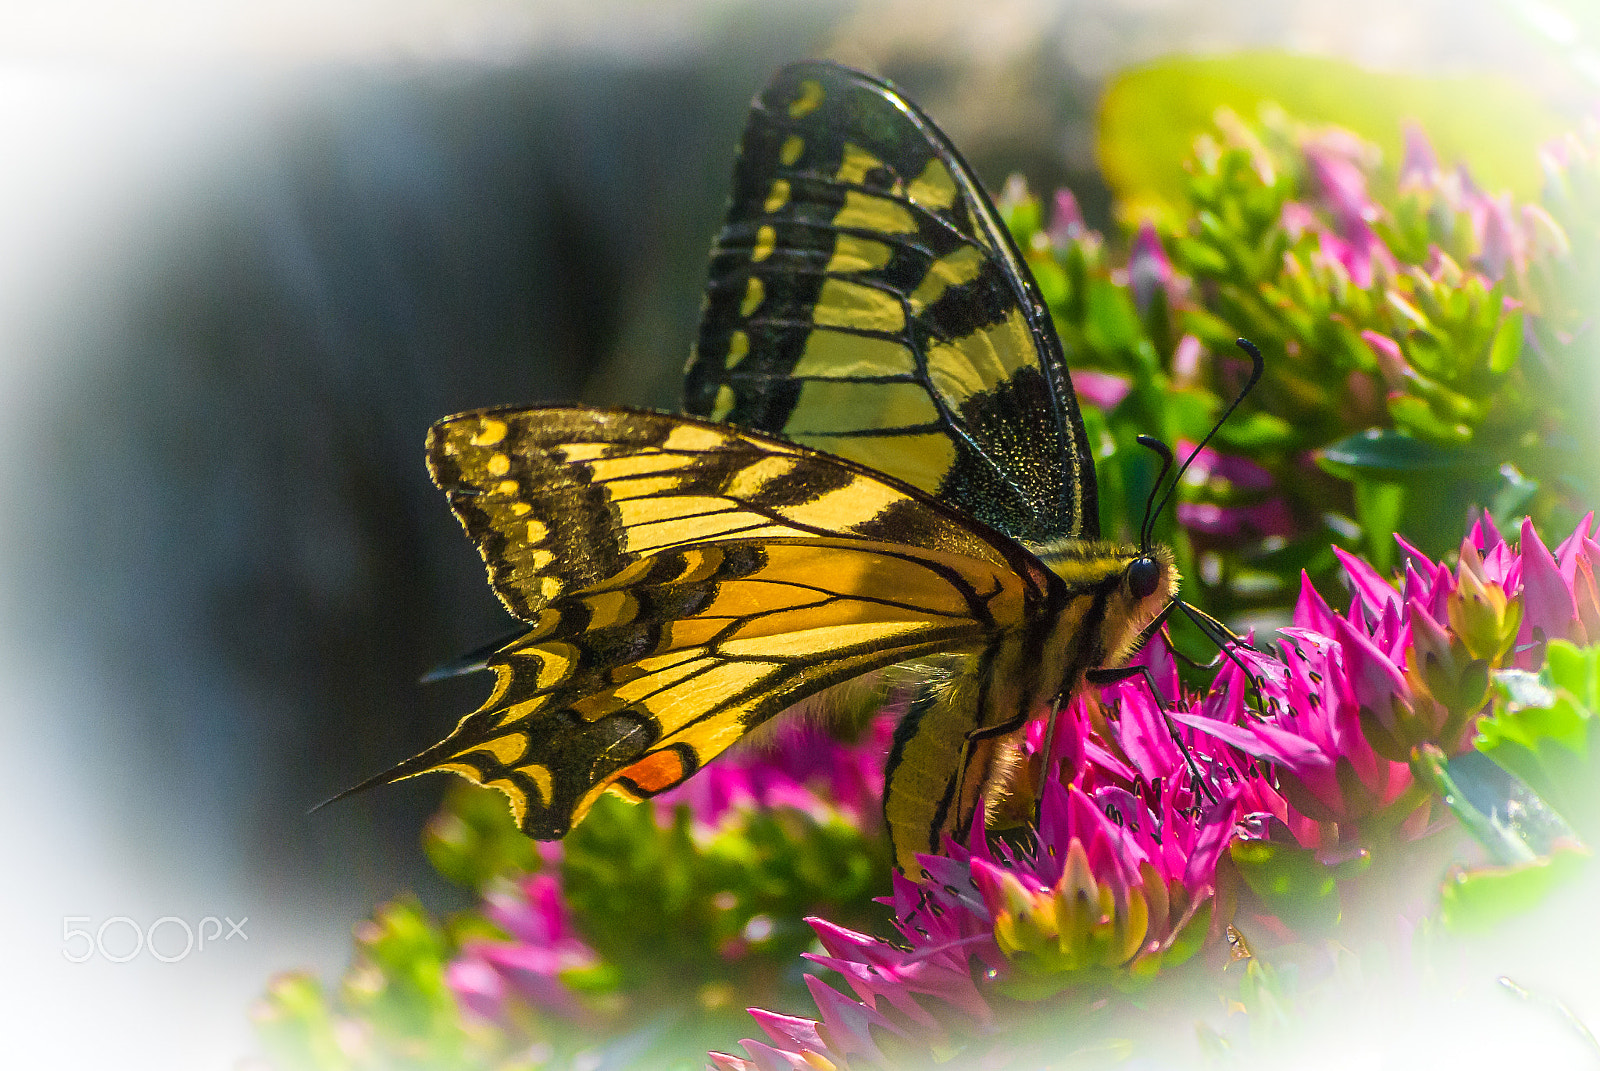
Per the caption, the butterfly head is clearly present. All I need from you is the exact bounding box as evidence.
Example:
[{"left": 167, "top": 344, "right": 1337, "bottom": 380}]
[
  {"left": 1126, "top": 552, "right": 1168, "bottom": 603},
  {"left": 1107, "top": 541, "right": 1180, "bottom": 666}
]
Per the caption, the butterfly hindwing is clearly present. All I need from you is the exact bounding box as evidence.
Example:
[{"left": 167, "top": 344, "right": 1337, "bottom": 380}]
[
  {"left": 685, "top": 60, "right": 1098, "bottom": 545},
  {"left": 403, "top": 406, "right": 1059, "bottom": 839}
]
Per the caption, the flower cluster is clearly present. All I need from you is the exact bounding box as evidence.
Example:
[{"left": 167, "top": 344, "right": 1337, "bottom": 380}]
[
  {"left": 1184, "top": 513, "right": 1595, "bottom": 834},
  {"left": 252, "top": 713, "right": 901, "bottom": 1071},
  {"left": 709, "top": 692, "right": 1246, "bottom": 1070},
  {"left": 1005, "top": 113, "right": 1600, "bottom": 630},
  {"left": 447, "top": 873, "right": 602, "bottom": 1025},
  {"left": 711, "top": 514, "right": 1600, "bottom": 1069}
]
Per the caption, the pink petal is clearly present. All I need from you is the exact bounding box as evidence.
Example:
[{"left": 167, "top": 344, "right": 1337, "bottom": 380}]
[
  {"left": 1049, "top": 187, "right": 1086, "bottom": 245},
  {"left": 1334, "top": 545, "right": 1399, "bottom": 619},
  {"left": 749, "top": 1008, "right": 831, "bottom": 1055},
  {"left": 1071, "top": 368, "right": 1133, "bottom": 410},
  {"left": 1468, "top": 511, "right": 1504, "bottom": 552},
  {"left": 806, "top": 973, "right": 907, "bottom": 1062},
  {"left": 1170, "top": 711, "right": 1331, "bottom": 773},
  {"left": 1519, "top": 516, "right": 1578, "bottom": 647},
  {"left": 1181, "top": 785, "right": 1244, "bottom": 891},
  {"left": 1554, "top": 512, "right": 1596, "bottom": 584},
  {"left": 1361, "top": 330, "right": 1408, "bottom": 389},
  {"left": 1400, "top": 121, "right": 1440, "bottom": 189}
]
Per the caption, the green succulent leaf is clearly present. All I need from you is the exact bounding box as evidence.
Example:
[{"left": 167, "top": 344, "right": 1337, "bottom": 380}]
[{"left": 1439, "top": 849, "right": 1591, "bottom": 934}]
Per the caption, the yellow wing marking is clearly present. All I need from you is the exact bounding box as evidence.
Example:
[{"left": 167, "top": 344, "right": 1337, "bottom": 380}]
[
  {"left": 791, "top": 330, "right": 915, "bottom": 379},
  {"left": 753, "top": 224, "right": 777, "bottom": 262},
  {"left": 834, "top": 190, "right": 915, "bottom": 234},
  {"left": 907, "top": 245, "right": 986, "bottom": 312},
  {"left": 809, "top": 278, "right": 907, "bottom": 335},
  {"left": 614, "top": 494, "right": 735, "bottom": 527},
  {"left": 786, "top": 379, "right": 940, "bottom": 435},
  {"left": 661, "top": 424, "right": 728, "bottom": 453},
  {"left": 725, "top": 455, "right": 800, "bottom": 499},
  {"left": 725, "top": 330, "right": 750, "bottom": 367},
  {"left": 582, "top": 451, "right": 689, "bottom": 479},
  {"left": 503, "top": 643, "right": 579, "bottom": 690},
  {"left": 740, "top": 277, "right": 765, "bottom": 317},
  {"left": 771, "top": 478, "right": 907, "bottom": 531},
  {"left": 836, "top": 143, "right": 888, "bottom": 185},
  {"left": 906, "top": 157, "right": 957, "bottom": 211},
  {"left": 788, "top": 78, "right": 824, "bottom": 119},
  {"left": 926, "top": 313, "right": 1035, "bottom": 400},
  {"left": 814, "top": 434, "right": 957, "bottom": 500},
  {"left": 470, "top": 419, "right": 508, "bottom": 446},
  {"left": 764, "top": 179, "right": 791, "bottom": 213},
  {"left": 826, "top": 234, "right": 892, "bottom": 274},
  {"left": 719, "top": 620, "right": 932, "bottom": 659},
  {"left": 603, "top": 474, "right": 682, "bottom": 499},
  {"left": 581, "top": 589, "right": 638, "bottom": 630},
  {"left": 555, "top": 441, "right": 608, "bottom": 463},
  {"left": 479, "top": 733, "right": 527, "bottom": 766},
  {"left": 780, "top": 134, "right": 804, "bottom": 166}
]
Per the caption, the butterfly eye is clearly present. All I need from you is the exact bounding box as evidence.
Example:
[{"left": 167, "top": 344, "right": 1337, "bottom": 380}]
[{"left": 1127, "top": 556, "right": 1162, "bottom": 600}]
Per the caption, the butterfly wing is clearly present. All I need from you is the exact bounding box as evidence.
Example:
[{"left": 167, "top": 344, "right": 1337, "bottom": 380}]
[
  {"left": 685, "top": 60, "right": 1098, "bottom": 545},
  {"left": 367, "top": 406, "right": 1058, "bottom": 840}
]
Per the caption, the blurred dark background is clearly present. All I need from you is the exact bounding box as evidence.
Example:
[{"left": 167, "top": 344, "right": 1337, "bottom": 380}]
[{"left": 2, "top": 0, "right": 1593, "bottom": 1065}]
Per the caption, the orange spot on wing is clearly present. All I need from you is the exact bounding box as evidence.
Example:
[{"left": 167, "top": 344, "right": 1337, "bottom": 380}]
[{"left": 615, "top": 748, "right": 690, "bottom": 795}]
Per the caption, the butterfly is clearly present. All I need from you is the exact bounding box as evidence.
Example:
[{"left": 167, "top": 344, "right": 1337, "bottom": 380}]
[{"left": 338, "top": 61, "right": 1224, "bottom": 874}]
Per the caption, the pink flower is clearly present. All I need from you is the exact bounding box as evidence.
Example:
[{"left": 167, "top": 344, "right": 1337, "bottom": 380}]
[
  {"left": 1303, "top": 134, "right": 1395, "bottom": 287},
  {"left": 1128, "top": 221, "right": 1173, "bottom": 314},
  {"left": 1049, "top": 187, "right": 1087, "bottom": 245},
  {"left": 715, "top": 644, "right": 1245, "bottom": 1069},
  {"left": 1399, "top": 121, "right": 1442, "bottom": 191},
  {"left": 447, "top": 873, "right": 599, "bottom": 1022},
  {"left": 1179, "top": 515, "right": 1597, "bottom": 838}
]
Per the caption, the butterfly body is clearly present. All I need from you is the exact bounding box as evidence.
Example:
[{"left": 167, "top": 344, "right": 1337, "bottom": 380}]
[{"left": 344, "top": 62, "right": 1185, "bottom": 874}]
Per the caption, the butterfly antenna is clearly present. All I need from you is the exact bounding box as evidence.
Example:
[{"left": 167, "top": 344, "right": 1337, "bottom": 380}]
[
  {"left": 1135, "top": 434, "right": 1175, "bottom": 551},
  {"left": 1147, "top": 337, "right": 1265, "bottom": 537},
  {"left": 1129, "top": 338, "right": 1269, "bottom": 716}
]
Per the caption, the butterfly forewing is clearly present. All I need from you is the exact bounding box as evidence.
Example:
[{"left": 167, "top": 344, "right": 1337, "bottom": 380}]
[
  {"left": 685, "top": 61, "right": 1098, "bottom": 545},
  {"left": 426, "top": 405, "right": 1045, "bottom": 618},
  {"left": 405, "top": 406, "right": 1059, "bottom": 838}
]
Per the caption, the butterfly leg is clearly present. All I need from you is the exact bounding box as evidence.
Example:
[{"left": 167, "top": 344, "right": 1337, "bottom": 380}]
[
  {"left": 1168, "top": 600, "right": 1270, "bottom": 714},
  {"left": 1084, "top": 662, "right": 1218, "bottom": 806}
]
